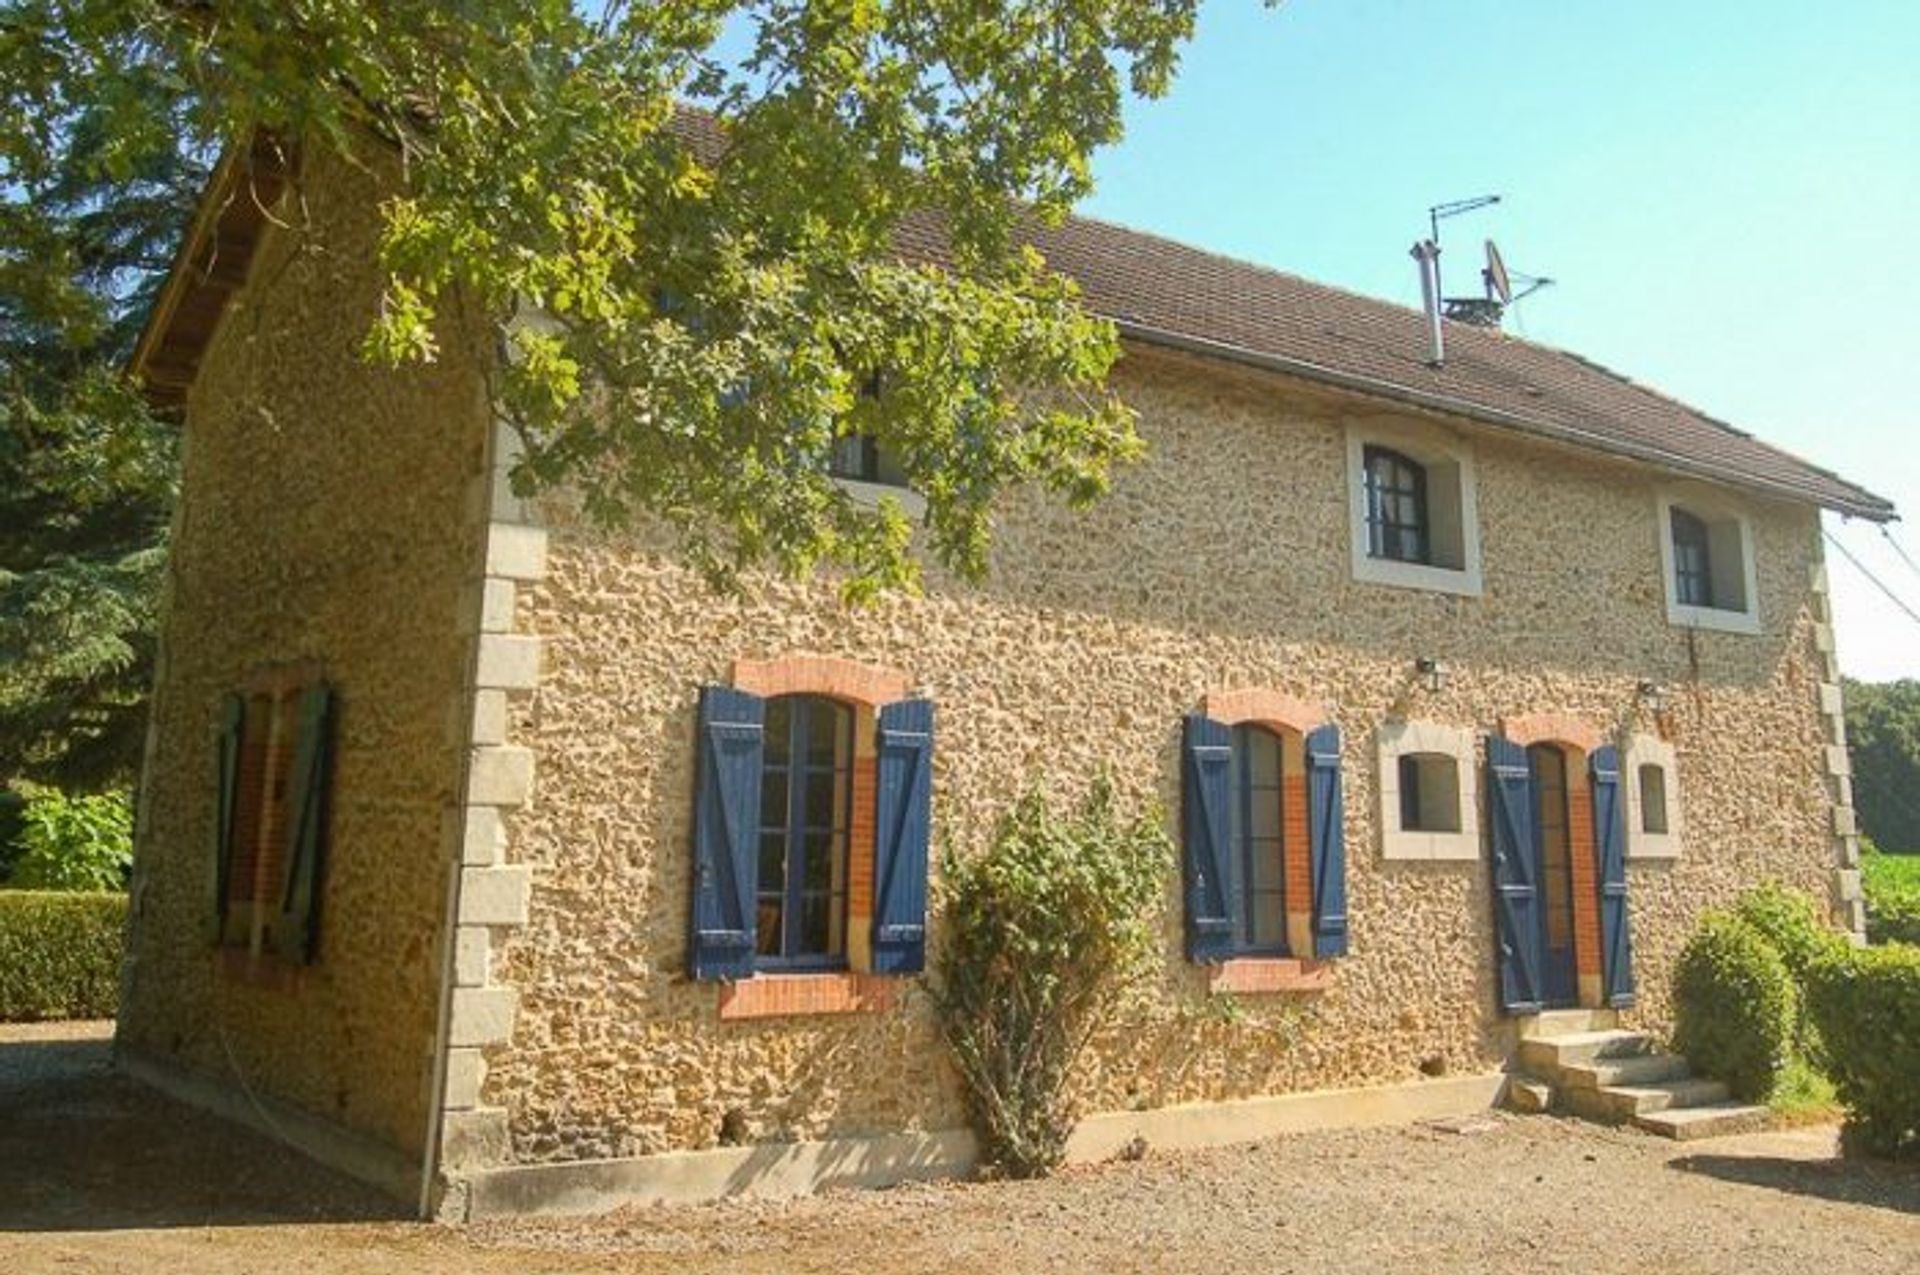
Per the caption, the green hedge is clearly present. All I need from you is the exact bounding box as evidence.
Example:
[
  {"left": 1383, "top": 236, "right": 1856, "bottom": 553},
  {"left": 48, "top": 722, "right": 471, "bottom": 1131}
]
[
  {"left": 1863, "top": 850, "right": 1920, "bottom": 946},
  {"left": 0, "top": 891, "right": 127, "bottom": 1021},
  {"left": 1733, "top": 883, "right": 1850, "bottom": 1065},
  {"left": 1806, "top": 942, "right": 1920, "bottom": 1160},
  {"left": 1672, "top": 911, "right": 1797, "bottom": 1103}
]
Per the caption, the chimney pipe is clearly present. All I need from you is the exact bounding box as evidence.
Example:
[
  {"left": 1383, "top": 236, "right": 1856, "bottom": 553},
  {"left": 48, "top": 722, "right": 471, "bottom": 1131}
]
[{"left": 1411, "top": 240, "right": 1444, "bottom": 367}]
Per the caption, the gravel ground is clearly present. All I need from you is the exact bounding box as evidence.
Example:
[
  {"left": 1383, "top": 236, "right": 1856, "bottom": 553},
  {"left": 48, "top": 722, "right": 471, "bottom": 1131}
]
[{"left": 3, "top": 1022, "right": 1915, "bottom": 1274}]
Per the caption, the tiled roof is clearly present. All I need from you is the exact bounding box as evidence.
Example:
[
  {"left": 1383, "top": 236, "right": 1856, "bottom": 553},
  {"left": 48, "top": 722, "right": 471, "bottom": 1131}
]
[{"left": 894, "top": 211, "right": 1894, "bottom": 521}]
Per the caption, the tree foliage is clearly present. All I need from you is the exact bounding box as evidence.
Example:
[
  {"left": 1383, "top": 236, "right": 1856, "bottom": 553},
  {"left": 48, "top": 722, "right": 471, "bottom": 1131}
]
[
  {"left": 4, "top": 0, "right": 1205, "bottom": 600},
  {"left": 1843, "top": 678, "right": 1920, "bottom": 853},
  {"left": 8, "top": 784, "right": 132, "bottom": 891},
  {"left": 0, "top": 62, "right": 201, "bottom": 789}
]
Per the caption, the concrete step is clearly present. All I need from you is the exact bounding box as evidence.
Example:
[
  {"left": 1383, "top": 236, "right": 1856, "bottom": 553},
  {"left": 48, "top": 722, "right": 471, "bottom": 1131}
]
[
  {"left": 1517, "top": 1008, "right": 1621, "bottom": 1039},
  {"left": 1555, "top": 1052, "right": 1694, "bottom": 1092},
  {"left": 1632, "top": 1102, "right": 1771, "bottom": 1141},
  {"left": 1567, "top": 1077, "right": 1731, "bottom": 1122},
  {"left": 1517, "top": 1029, "right": 1658, "bottom": 1072}
]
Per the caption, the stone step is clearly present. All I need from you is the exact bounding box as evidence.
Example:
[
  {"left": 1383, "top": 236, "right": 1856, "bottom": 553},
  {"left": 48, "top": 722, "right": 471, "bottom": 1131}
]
[
  {"left": 1517, "top": 1008, "right": 1621, "bottom": 1039},
  {"left": 1567, "top": 1077, "right": 1731, "bottom": 1122},
  {"left": 1632, "top": 1102, "right": 1771, "bottom": 1141},
  {"left": 1517, "top": 1029, "right": 1658, "bottom": 1072},
  {"left": 1555, "top": 1052, "right": 1694, "bottom": 1091}
]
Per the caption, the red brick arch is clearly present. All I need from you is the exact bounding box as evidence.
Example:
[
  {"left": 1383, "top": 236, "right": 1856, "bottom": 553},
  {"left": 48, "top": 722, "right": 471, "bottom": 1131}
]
[
  {"left": 731, "top": 653, "right": 910, "bottom": 707},
  {"left": 1203, "top": 688, "right": 1327, "bottom": 736}
]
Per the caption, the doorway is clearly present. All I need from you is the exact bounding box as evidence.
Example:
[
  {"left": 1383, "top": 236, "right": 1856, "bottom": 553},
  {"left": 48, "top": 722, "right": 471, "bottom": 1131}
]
[{"left": 1529, "top": 744, "right": 1579, "bottom": 1008}]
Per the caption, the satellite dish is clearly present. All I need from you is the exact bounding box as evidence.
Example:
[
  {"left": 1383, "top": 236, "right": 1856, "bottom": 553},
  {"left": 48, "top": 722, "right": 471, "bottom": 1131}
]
[{"left": 1485, "top": 240, "right": 1514, "bottom": 305}]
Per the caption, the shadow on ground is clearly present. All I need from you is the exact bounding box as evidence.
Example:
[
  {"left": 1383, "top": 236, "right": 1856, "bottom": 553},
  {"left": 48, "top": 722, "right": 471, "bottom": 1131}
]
[
  {"left": 0, "top": 1024, "right": 404, "bottom": 1233},
  {"left": 1669, "top": 1149, "right": 1920, "bottom": 1216}
]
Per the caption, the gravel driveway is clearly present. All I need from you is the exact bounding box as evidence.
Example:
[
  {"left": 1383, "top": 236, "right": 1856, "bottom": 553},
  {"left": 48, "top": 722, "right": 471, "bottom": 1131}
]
[{"left": 3, "top": 1022, "right": 1915, "bottom": 1274}]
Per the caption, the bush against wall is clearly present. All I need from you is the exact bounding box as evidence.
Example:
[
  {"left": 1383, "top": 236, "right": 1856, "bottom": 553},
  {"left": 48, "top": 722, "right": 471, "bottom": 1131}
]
[
  {"left": 1805, "top": 942, "right": 1920, "bottom": 1160},
  {"left": 1671, "top": 911, "right": 1797, "bottom": 1103},
  {"left": 7, "top": 787, "right": 132, "bottom": 892},
  {"left": 1862, "top": 845, "right": 1920, "bottom": 947},
  {"left": 0, "top": 891, "right": 128, "bottom": 1021},
  {"left": 1732, "top": 883, "right": 1849, "bottom": 1065},
  {"left": 933, "top": 780, "right": 1170, "bottom": 1179}
]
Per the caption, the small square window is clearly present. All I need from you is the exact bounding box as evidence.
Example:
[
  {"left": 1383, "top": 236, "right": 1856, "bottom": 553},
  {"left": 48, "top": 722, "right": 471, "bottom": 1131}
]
[
  {"left": 1637, "top": 763, "right": 1669, "bottom": 836},
  {"left": 1398, "top": 753, "right": 1462, "bottom": 833}
]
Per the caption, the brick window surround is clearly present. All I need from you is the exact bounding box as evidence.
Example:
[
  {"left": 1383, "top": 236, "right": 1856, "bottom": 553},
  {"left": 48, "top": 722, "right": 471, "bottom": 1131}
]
[
  {"left": 1200, "top": 688, "right": 1336, "bottom": 994},
  {"left": 1500, "top": 714, "right": 1606, "bottom": 1007},
  {"left": 721, "top": 654, "right": 913, "bottom": 1019}
]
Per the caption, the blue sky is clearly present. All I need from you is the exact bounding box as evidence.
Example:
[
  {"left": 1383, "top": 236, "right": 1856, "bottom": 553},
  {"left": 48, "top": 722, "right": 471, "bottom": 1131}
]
[{"left": 1076, "top": 0, "right": 1919, "bottom": 679}]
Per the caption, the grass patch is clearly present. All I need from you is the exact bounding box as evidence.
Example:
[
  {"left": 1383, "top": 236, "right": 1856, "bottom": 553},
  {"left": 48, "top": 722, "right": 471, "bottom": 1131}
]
[{"left": 1768, "top": 1057, "right": 1841, "bottom": 1127}]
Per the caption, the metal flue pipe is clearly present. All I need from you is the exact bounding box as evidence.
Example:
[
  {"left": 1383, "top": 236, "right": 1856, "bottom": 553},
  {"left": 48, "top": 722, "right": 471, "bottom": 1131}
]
[{"left": 1410, "top": 240, "right": 1444, "bottom": 368}]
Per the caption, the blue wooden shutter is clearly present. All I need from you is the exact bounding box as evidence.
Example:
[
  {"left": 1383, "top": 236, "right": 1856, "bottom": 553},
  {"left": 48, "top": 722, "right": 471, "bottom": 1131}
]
[
  {"left": 1589, "top": 745, "right": 1637, "bottom": 1008},
  {"left": 872, "top": 698, "right": 934, "bottom": 974},
  {"left": 210, "top": 693, "right": 245, "bottom": 944},
  {"left": 689, "top": 686, "right": 764, "bottom": 981},
  {"left": 1487, "top": 735, "right": 1544, "bottom": 1014},
  {"left": 1181, "top": 714, "right": 1237, "bottom": 963},
  {"left": 272, "top": 683, "right": 335, "bottom": 964},
  {"left": 1306, "top": 723, "right": 1349, "bottom": 959}
]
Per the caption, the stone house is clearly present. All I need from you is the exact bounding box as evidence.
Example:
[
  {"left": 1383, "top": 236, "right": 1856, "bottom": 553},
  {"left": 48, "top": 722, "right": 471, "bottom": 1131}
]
[{"left": 120, "top": 139, "right": 1892, "bottom": 1218}]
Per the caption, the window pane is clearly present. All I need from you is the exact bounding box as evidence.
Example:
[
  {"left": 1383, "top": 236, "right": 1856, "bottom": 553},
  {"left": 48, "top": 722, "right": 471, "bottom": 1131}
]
[
  {"left": 803, "top": 770, "right": 837, "bottom": 830},
  {"left": 1248, "top": 840, "right": 1284, "bottom": 893},
  {"left": 802, "top": 830, "right": 837, "bottom": 890},
  {"left": 805, "top": 699, "right": 847, "bottom": 767},
  {"left": 756, "top": 895, "right": 784, "bottom": 956},
  {"left": 760, "top": 770, "right": 788, "bottom": 832},
  {"left": 764, "top": 698, "right": 791, "bottom": 765},
  {"left": 1639, "top": 764, "right": 1669, "bottom": 835},
  {"left": 1249, "top": 890, "right": 1286, "bottom": 949},
  {"left": 1245, "top": 729, "right": 1280, "bottom": 786},
  {"left": 759, "top": 832, "right": 787, "bottom": 894},
  {"left": 796, "top": 893, "right": 833, "bottom": 956}
]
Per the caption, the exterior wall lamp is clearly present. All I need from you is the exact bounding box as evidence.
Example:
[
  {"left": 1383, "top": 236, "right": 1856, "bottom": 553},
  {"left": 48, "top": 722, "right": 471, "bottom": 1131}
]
[
  {"left": 1636, "top": 679, "right": 1667, "bottom": 715},
  {"left": 1415, "top": 657, "right": 1448, "bottom": 694}
]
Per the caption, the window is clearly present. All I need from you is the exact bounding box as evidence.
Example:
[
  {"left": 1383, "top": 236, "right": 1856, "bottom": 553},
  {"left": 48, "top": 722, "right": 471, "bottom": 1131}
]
[
  {"left": 827, "top": 434, "right": 910, "bottom": 488},
  {"left": 1376, "top": 720, "right": 1478, "bottom": 861},
  {"left": 1397, "top": 753, "right": 1462, "bottom": 833},
  {"left": 1182, "top": 709, "right": 1349, "bottom": 966},
  {"left": 1232, "top": 725, "right": 1289, "bottom": 953},
  {"left": 214, "top": 678, "right": 335, "bottom": 964},
  {"left": 1669, "top": 508, "right": 1714, "bottom": 608},
  {"left": 756, "top": 695, "right": 853, "bottom": 968},
  {"left": 1623, "top": 734, "right": 1682, "bottom": 859},
  {"left": 1346, "top": 422, "right": 1482, "bottom": 596},
  {"left": 1363, "top": 446, "right": 1430, "bottom": 565},
  {"left": 1657, "top": 492, "right": 1759, "bottom": 634},
  {"left": 1637, "top": 764, "right": 1669, "bottom": 835}
]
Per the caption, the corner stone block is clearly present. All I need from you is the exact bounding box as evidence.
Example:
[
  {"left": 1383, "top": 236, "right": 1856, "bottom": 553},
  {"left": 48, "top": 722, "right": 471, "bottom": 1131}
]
[
  {"left": 471, "top": 689, "right": 508, "bottom": 747},
  {"left": 454, "top": 924, "right": 493, "bottom": 987},
  {"left": 441, "top": 1108, "right": 512, "bottom": 1171},
  {"left": 1824, "top": 744, "right": 1852, "bottom": 778},
  {"left": 468, "top": 747, "right": 535, "bottom": 807},
  {"left": 460, "top": 866, "right": 532, "bottom": 927},
  {"left": 1819, "top": 682, "right": 1844, "bottom": 716},
  {"left": 475, "top": 634, "right": 541, "bottom": 692},
  {"left": 1834, "top": 867, "right": 1863, "bottom": 903},
  {"left": 484, "top": 523, "right": 548, "bottom": 582},
  {"left": 444, "top": 1048, "right": 488, "bottom": 1111},
  {"left": 460, "top": 805, "right": 506, "bottom": 866},
  {"left": 1833, "top": 805, "right": 1857, "bottom": 837},
  {"left": 479, "top": 578, "right": 517, "bottom": 634},
  {"left": 449, "top": 987, "right": 518, "bottom": 1048}
]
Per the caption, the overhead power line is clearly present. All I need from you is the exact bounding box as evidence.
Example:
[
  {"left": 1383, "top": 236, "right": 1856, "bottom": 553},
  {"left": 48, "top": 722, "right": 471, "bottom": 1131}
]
[
  {"left": 1878, "top": 525, "right": 1920, "bottom": 588},
  {"left": 1824, "top": 529, "right": 1920, "bottom": 631}
]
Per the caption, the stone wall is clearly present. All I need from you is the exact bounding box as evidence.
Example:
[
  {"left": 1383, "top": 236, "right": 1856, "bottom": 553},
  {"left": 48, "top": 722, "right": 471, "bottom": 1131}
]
[
  {"left": 477, "top": 345, "right": 1839, "bottom": 1165},
  {"left": 118, "top": 146, "right": 490, "bottom": 1161}
]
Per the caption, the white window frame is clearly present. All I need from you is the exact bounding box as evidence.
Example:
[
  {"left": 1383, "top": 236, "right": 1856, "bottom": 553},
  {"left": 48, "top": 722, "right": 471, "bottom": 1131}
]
[
  {"left": 1345, "top": 419, "right": 1483, "bottom": 597},
  {"left": 1623, "top": 734, "right": 1682, "bottom": 860},
  {"left": 1376, "top": 720, "right": 1480, "bottom": 861},
  {"left": 1656, "top": 488, "right": 1760, "bottom": 635}
]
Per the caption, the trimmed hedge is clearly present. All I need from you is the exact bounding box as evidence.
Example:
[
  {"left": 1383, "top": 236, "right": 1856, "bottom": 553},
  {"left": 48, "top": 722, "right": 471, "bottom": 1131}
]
[
  {"left": 1806, "top": 942, "right": 1920, "bottom": 1160},
  {"left": 1733, "top": 883, "right": 1850, "bottom": 1065},
  {"left": 0, "top": 891, "right": 127, "bottom": 1021},
  {"left": 1672, "top": 911, "right": 1797, "bottom": 1103}
]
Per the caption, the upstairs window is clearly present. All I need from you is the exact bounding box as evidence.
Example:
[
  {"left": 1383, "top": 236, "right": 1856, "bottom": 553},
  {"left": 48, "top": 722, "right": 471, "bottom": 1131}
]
[
  {"left": 1670, "top": 507, "right": 1714, "bottom": 608},
  {"left": 756, "top": 695, "right": 853, "bottom": 968},
  {"left": 827, "top": 434, "right": 909, "bottom": 489},
  {"left": 1363, "top": 445, "right": 1430, "bottom": 565},
  {"left": 1346, "top": 422, "right": 1482, "bottom": 597},
  {"left": 1657, "top": 492, "right": 1759, "bottom": 634}
]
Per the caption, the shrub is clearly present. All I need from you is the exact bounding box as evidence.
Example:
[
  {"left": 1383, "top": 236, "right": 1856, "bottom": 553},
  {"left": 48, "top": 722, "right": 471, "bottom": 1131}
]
[
  {"left": 1733, "top": 883, "right": 1849, "bottom": 1064},
  {"left": 1862, "top": 847, "right": 1920, "bottom": 947},
  {"left": 1671, "top": 911, "right": 1797, "bottom": 1103},
  {"left": 1805, "top": 942, "right": 1920, "bottom": 1160},
  {"left": 8, "top": 787, "right": 133, "bottom": 892},
  {"left": 933, "top": 780, "right": 1170, "bottom": 1178},
  {"left": 0, "top": 891, "right": 128, "bottom": 1021}
]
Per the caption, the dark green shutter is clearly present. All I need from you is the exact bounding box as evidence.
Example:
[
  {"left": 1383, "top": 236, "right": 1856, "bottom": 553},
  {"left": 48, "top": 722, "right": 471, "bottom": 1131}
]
[
  {"left": 1305, "top": 723, "right": 1348, "bottom": 959},
  {"left": 871, "top": 698, "right": 934, "bottom": 974},
  {"left": 689, "top": 685, "right": 764, "bottom": 981},
  {"left": 272, "top": 683, "right": 335, "bottom": 964},
  {"left": 1589, "top": 745, "right": 1637, "bottom": 1008},
  {"left": 1487, "top": 735, "right": 1544, "bottom": 1014},
  {"left": 1181, "top": 714, "right": 1237, "bottom": 963},
  {"left": 210, "top": 693, "right": 245, "bottom": 944}
]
